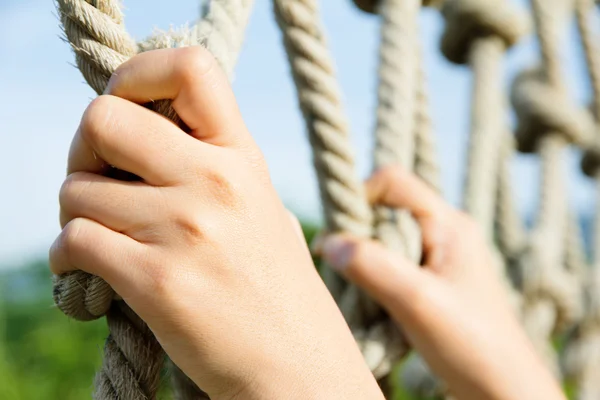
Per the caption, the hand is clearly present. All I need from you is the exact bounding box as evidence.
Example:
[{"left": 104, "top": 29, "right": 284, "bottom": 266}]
[
  {"left": 49, "top": 47, "right": 384, "bottom": 400},
  {"left": 315, "top": 166, "right": 566, "bottom": 400}
]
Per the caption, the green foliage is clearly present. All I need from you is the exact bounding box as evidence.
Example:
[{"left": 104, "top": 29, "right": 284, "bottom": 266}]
[
  {"left": 0, "top": 222, "right": 324, "bottom": 398},
  {"left": 0, "top": 263, "right": 107, "bottom": 399},
  {"left": 0, "top": 221, "right": 574, "bottom": 399}
]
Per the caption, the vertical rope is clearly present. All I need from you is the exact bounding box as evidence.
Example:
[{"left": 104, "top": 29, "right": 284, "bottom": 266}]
[
  {"left": 530, "top": 0, "right": 586, "bottom": 365},
  {"left": 563, "top": 1, "right": 600, "bottom": 397},
  {"left": 404, "top": 2, "right": 529, "bottom": 398},
  {"left": 273, "top": 0, "right": 409, "bottom": 391},
  {"left": 463, "top": 37, "right": 505, "bottom": 238},
  {"left": 372, "top": 0, "right": 421, "bottom": 259},
  {"left": 413, "top": 43, "right": 441, "bottom": 192},
  {"left": 495, "top": 135, "right": 528, "bottom": 263},
  {"left": 55, "top": 0, "right": 255, "bottom": 397},
  {"left": 192, "top": 0, "right": 255, "bottom": 79},
  {"left": 55, "top": 2, "right": 164, "bottom": 398}
]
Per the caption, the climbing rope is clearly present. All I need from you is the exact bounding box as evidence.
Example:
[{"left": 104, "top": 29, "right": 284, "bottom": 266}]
[
  {"left": 563, "top": 0, "right": 600, "bottom": 398},
  {"left": 442, "top": 0, "right": 527, "bottom": 240},
  {"left": 510, "top": 0, "right": 592, "bottom": 373},
  {"left": 371, "top": 0, "right": 421, "bottom": 260},
  {"left": 53, "top": 0, "right": 600, "bottom": 398},
  {"left": 273, "top": 1, "right": 409, "bottom": 390},
  {"left": 54, "top": 0, "right": 255, "bottom": 397},
  {"left": 399, "top": 2, "right": 529, "bottom": 398},
  {"left": 413, "top": 44, "right": 440, "bottom": 192}
]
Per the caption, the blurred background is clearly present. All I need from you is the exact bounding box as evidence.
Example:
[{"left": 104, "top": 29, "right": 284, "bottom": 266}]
[{"left": 0, "top": 0, "right": 597, "bottom": 398}]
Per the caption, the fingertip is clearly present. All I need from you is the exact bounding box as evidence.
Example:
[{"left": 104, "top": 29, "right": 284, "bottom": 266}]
[{"left": 321, "top": 234, "right": 357, "bottom": 273}]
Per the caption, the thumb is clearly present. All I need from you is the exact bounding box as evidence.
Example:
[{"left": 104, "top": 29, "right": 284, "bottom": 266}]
[{"left": 314, "top": 234, "right": 426, "bottom": 318}]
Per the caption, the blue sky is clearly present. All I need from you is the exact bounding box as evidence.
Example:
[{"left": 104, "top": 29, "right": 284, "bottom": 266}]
[{"left": 0, "top": 0, "right": 597, "bottom": 269}]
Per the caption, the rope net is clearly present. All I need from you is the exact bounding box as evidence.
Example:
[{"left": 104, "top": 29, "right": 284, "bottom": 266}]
[{"left": 53, "top": 0, "right": 600, "bottom": 398}]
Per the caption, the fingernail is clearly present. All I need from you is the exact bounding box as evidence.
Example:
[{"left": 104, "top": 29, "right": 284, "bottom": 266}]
[
  {"left": 103, "top": 75, "right": 115, "bottom": 95},
  {"left": 310, "top": 233, "right": 326, "bottom": 255},
  {"left": 322, "top": 236, "right": 354, "bottom": 272}
]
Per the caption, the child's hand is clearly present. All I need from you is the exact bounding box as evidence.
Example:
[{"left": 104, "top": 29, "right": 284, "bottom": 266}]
[
  {"left": 50, "top": 47, "right": 384, "bottom": 400},
  {"left": 316, "top": 166, "right": 566, "bottom": 400}
]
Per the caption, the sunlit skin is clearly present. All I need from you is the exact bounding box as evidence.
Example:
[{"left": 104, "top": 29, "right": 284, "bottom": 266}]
[
  {"left": 51, "top": 46, "right": 565, "bottom": 399},
  {"left": 315, "top": 167, "right": 566, "bottom": 400}
]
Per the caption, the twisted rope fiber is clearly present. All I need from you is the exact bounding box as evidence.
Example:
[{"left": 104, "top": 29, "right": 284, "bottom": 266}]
[
  {"left": 370, "top": 0, "right": 427, "bottom": 386},
  {"left": 441, "top": 0, "right": 527, "bottom": 239},
  {"left": 495, "top": 135, "right": 528, "bottom": 264},
  {"left": 563, "top": 1, "right": 600, "bottom": 397},
  {"left": 510, "top": 0, "right": 591, "bottom": 372},
  {"left": 55, "top": 2, "right": 163, "bottom": 398},
  {"left": 371, "top": 0, "right": 421, "bottom": 261},
  {"left": 54, "top": 0, "right": 254, "bottom": 398},
  {"left": 400, "top": 1, "right": 529, "bottom": 397},
  {"left": 413, "top": 44, "right": 441, "bottom": 192},
  {"left": 463, "top": 37, "right": 510, "bottom": 238},
  {"left": 563, "top": 174, "right": 600, "bottom": 400},
  {"left": 273, "top": 0, "right": 412, "bottom": 385}
]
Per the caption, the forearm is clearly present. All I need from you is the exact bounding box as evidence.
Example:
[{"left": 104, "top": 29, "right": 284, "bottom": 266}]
[{"left": 441, "top": 322, "right": 566, "bottom": 400}]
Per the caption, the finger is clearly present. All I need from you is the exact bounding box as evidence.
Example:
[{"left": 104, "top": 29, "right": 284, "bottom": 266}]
[
  {"left": 316, "top": 234, "right": 426, "bottom": 317},
  {"left": 71, "top": 95, "right": 203, "bottom": 185},
  {"left": 287, "top": 210, "right": 305, "bottom": 242},
  {"left": 366, "top": 165, "right": 450, "bottom": 221},
  {"left": 59, "top": 172, "right": 161, "bottom": 232},
  {"left": 49, "top": 218, "right": 152, "bottom": 298},
  {"left": 105, "top": 47, "right": 252, "bottom": 148}
]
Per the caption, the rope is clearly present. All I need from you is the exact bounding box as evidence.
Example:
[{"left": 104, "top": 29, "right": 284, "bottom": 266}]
[
  {"left": 413, "top": 40, "right": 441, "bottom": 192},
  {"left": 441, "top": 0, "right": 527, "bottom": 238},
  {"left": 563, "top": 1, "right": 600, "bottom": 397},
  {"left": 563, "top": 174, "right": 600, "bottom": 400},
  {"left": 273, "top": 0, "right": 409, "bottom": 385},
  {"left": 401, "top": 2, "right": 529, "bottom": 398},
  {"left": 495, "top": 135, "right": 528, "bottom": 264},
  {"left": 509, "top": 0, "right": 591, "bottom": 371},
  {"left": 372, "top": 0, "right": 421, "bottom": 259},
  {"left": 54, "top": 0, "right": 254, "bottom": 397}
]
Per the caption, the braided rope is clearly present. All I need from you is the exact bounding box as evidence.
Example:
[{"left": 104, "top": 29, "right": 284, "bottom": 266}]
[
  {"left": 521, "top": 134, "right": 570, "bottom": 373},
  {"left": 495, "top": 135, "right": 528, "bottom": 263},
  {"left": 55, "top": 0, "right": 254, "bottom": 397},
  {"left": 401, "top": 2, "right": 529, "bottom": 398},
  {"left": 273, "top": 0, "right": 410, "bottom": 385},
  {"left": 575, "top": 0, "right": 600, "bottom": 119},
  {"left": 191, "top": 0, "right": 255, "bottom": 79},
  {"left": 55, "top": 2, "right": 163, "bottom": 397},
  {"left": 372, "top": 0, "right": 421, "bottom": 261},
  {"left": 563, "top": 174, "right": 600, "bottom": 400},
  {"left": 441, "top": 0, "right": 527, "bottom": 238},
  {"left": 563, "top": 1, "right": 600, "bottom": 397},
  {"left": 464, "top": 36, "right": 508, "bottom": 238},
  {"left": 413, "top": 44, "right": 441, "bottom": 192},
  {"left": 507, "top": 0, "right": 589, "bottom": 372}
]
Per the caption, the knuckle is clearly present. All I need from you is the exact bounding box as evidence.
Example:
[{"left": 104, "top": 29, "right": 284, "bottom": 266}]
[
  {"left": 144, "top": 256, "right": 177, "bottom": 296},
  {"left": 376, "top": 164, "right": 402, "bottom": 185},
  {"left": 173, "top": 211, "right": 207, "bottom": 247},
  {"left": 453, "top": 211, "right": 481, "bottom": 236},
  {"left": 204, "top": 168, "right": 243, "bottom": 209},
  {"left": 176, "top": 46, "right": 217, "bottom": 84},
  {"left": 59, "top": 173, "right": 89, "bottom": 209},
  {"left": 408, "top": 281, "right": 438, "bottom": 316},
  {"left": 80, "top": 95, "right": 115, "bottom": 146},
  {"left": 59, "top": 218, "right": 87, "bottom": 260}
]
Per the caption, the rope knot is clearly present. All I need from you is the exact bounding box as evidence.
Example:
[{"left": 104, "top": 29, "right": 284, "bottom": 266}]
[
  {"left": 583, "top": 273, "right": 600, "bottom": 328},
  {"left": 581, "top": 140, "right": 600, "bottom": 177},
  {"left": 520, "top": 234, "right": 584, "bottom": 332},
  {"left": 351, "top": 0, "right": 446, "bottom": 15},
  {"left": 441, "top": 0, "right": 528, "bottom": 64},
  {"left": 511, "top": 69, "right": 595, "bottom": 153},
  {"left": 53, "top": 272, "right": 115, "bottom": 321}
]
